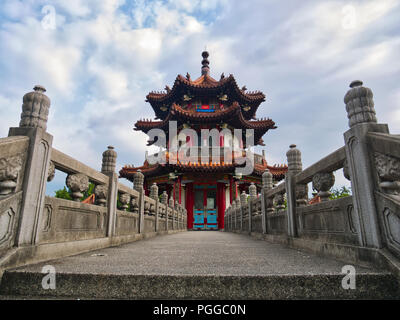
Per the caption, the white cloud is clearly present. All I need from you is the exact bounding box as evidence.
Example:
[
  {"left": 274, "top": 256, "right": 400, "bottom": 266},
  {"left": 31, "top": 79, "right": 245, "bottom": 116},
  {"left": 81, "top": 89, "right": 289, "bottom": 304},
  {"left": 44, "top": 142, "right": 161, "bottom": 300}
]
[{"left": 0, "top": 0, "right": 399, "bottom": 188}]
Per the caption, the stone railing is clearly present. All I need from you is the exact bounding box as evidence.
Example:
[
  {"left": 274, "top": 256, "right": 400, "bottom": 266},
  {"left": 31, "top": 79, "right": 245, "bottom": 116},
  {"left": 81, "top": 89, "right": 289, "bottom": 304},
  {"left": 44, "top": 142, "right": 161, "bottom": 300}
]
[
  {"left": 367, "top": 132, "right": 400, "bottom": 258},
  {"left": 225, "top": 80, "right": 400, "bottom": 269},
  {"left": 0, "top": 136, "right": 30, "bottom": 257},
  {"left": 0, "top": 86, "right": 187, "bottom": 270}
]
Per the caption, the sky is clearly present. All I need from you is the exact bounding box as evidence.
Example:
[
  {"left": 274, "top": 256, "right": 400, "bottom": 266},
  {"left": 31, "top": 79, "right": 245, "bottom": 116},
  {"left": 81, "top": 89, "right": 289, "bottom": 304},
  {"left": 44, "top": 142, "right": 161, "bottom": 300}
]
[{"left": 0, "top": 0, "right": 399, "bottom": 195}]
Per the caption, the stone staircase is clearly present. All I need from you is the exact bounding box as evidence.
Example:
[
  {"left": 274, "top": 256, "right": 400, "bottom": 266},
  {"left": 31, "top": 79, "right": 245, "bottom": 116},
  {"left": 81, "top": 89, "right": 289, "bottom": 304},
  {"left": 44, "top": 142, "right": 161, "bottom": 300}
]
[
  {"left": 0, "top": 269, "right": 398, "bottom": 299},
  {"left": 1, "top": 232, "right": 399, "bottom": 300}
]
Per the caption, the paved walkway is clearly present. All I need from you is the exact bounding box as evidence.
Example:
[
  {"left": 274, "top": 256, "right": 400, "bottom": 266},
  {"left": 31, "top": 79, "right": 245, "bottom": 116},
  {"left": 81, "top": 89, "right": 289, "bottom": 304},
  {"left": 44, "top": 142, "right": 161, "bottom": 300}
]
[{"left": 13, "top": 231, "right": 376, "bottom": 275}]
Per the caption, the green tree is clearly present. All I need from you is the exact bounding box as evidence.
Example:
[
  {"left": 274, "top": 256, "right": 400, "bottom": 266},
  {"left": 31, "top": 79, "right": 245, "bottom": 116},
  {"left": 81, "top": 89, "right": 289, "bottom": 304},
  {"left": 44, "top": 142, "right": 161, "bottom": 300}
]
[
  {"left": 54, "top": 182, "right": 95, "bottom": 201},
  {"left": 54, "top": 186, "right": 72, "bottom": 200},
  {"left": 329, "top": 186, "right": 352, "bottom": 200}
]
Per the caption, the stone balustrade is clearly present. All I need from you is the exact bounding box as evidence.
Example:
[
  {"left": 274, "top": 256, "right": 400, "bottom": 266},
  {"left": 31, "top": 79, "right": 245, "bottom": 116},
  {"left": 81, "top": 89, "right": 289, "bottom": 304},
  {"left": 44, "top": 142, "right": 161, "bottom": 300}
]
[
  {"left": 225, "top": 80, "right": 400, "bottom": 266},
  {"left": 0, "top": 86, "right": 187, "bottom": 270}
]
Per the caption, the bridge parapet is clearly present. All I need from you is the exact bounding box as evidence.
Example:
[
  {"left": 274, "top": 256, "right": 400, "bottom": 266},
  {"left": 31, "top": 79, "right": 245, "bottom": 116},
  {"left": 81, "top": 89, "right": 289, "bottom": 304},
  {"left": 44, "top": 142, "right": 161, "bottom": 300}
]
[
  {"left": 0, "top": 87, "right": 187, "bottom": 271},
  {"left": 225, "top": 80, "right": 400, "bottom": 269}
]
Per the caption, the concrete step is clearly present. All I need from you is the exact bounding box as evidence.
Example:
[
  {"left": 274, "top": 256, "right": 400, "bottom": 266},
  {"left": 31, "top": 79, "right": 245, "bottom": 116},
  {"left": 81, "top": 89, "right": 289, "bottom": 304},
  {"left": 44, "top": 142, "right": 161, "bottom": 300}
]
[{"left": 1, "top": 270, "right": 399, "bottom": 299}]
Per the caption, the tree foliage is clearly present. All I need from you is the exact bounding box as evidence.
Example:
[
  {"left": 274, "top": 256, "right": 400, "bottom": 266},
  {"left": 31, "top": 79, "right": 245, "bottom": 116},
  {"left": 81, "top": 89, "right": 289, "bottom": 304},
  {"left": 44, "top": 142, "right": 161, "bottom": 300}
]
[
  {"left": 54, "top": 182, "right": 95, "bottom": 201},
  {"left": 329, "top": 186, "right": 352, "bottom": 200},
  {"left": 54, "top": 186, "right": 72, "bottom": 200}
]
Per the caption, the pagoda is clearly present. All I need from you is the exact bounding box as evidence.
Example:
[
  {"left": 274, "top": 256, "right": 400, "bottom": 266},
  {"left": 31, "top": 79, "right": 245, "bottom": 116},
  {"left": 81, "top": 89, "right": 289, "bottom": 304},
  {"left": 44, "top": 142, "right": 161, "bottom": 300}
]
[{"left": 120, "top": 51, "right": 288, "bottom": 230}]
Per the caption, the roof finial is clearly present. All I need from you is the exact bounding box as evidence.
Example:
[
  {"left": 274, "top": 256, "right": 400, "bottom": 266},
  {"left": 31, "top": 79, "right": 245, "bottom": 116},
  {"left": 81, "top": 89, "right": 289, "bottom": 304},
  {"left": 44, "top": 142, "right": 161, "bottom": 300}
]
[{"left": 201, "top": 50, "right": 210, "bottom": 76}]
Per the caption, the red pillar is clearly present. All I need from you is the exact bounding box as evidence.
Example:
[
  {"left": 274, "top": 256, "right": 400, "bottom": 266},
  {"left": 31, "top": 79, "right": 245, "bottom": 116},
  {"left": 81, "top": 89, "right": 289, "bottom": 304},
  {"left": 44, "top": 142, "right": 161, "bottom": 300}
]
[
  {"left": 185, "top": 183, "right": 194, "bottom": 229},
  {"left": 217, "top": 182, "right": 226, "bottom": 229},
  {"left": 166, "top": 184, "right": 172, "bottom": 199}
]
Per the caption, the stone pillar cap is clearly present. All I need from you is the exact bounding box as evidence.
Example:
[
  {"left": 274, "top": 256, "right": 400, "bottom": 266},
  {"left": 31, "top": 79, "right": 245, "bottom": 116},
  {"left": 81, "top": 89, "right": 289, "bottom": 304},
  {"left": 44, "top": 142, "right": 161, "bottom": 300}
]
[
  {"left": 349, "top": 80, "right": 363, "bottom": 88},
  {"left": 33, "top": 85, "right": 46, "bottom": 93}
]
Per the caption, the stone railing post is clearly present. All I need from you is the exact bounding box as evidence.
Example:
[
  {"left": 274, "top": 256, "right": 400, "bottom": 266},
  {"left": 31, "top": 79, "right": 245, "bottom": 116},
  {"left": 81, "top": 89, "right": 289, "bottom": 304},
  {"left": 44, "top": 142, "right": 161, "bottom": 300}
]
[
  {"left": 249, "top": 183, "right": 257, "bottom": 234},
  {"left": 240, "top": 192, "right": 246, "bottom": 232},
  {"left": 231, "top": 202, "right": 235, "bottom": 231},
  {"left": 169, "top": 195, "right": 174, "bottom": 231},
  {"left": 184, "top": 208, "right": 187, "bottom": 230},
  {"left": 174, "top": 200, "right": 179, "bottom": 230},
  {"left": 261, "top": 169, "right": 273, "bottom": 234},
  {"left": 150, "top": 183, "right": 159, "bottom": 232},
  {"left": 133, "top": 169, "right": 145, "bottom": 233},
  {"left": 285, "top": 144, "right": 303, "bottom": 237},
  {"left": 161, "top": 191, "right": 168, "bottom": 232},
  {"left": 101, "top": 146, "right": 118, "bottom": 237},
  {"left": 8, "top": 86, "right": 53, "bottom": 245},
  {"left": 235, "top": 198, "right": 240, "bottom": 231},
  {"left": 225, "top": 206, "right": 229, "bottom": 231},
  {"left": 343, "top": 80, "right": 387, "bottom": 248}
]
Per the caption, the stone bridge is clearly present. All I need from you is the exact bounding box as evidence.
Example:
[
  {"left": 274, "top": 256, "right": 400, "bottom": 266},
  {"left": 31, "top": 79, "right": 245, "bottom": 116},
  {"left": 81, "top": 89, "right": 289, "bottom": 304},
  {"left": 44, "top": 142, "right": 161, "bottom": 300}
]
[{"left": 0, "top": 81, "right": 400, "bottom": 299}]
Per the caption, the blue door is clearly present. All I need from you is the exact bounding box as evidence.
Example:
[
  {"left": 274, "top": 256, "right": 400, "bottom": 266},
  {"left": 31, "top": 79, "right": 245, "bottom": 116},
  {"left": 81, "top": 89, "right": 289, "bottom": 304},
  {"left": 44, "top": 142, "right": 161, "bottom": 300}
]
[
  {"left": 206, "top": 209, "right": 218, "bottom": 229},
  {"left": 193, "top": 185, "right": 218, "bottom": 230},
  {"left": 193, "top": 209, "right": 204, "bottom": 229}
]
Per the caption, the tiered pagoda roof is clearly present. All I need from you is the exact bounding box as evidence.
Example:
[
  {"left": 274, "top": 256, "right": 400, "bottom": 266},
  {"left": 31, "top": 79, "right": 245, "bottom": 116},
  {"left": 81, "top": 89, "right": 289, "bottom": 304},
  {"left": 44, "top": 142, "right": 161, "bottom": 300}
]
[
  {"left": 121, "top": 51, "right": 288, "bottom": 181},
  {"left": 146, "top": 73, "right": 266, "bottom": 120}
]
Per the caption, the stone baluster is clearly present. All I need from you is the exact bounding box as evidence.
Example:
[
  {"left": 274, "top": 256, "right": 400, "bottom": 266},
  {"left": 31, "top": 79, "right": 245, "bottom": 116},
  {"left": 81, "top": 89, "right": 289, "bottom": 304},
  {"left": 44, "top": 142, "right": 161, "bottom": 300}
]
[
  {"left": 144, "top": 200, "right": 150, "bottom": 215},
  {"left": 131, "top": 197, "right": 139, "bottom": 214},
  {"left": 119, "top": 193, "right": 130, "bottom": 210},
  {"left": 94, "top": 185, "right": 107, "bottom": 207},
  {"left": 274, "top": 192, "right": 285, "bottom": 211},
  {"left": 312, "top": 172, "right": 335, "bottom": 202},
  {"left": 66, "top": 173, "right": 89, "bottom": 202}
]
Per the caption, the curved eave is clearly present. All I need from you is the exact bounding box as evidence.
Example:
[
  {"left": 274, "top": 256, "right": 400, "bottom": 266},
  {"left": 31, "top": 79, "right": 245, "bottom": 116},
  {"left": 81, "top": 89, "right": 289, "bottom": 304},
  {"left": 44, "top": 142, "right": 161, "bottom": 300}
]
[
  {"left": 119, "top": 162, "right": 287, "bottom": 182},
  {"left": 146, "top": 74, "right": 266, "bottom": 119},
  {"left": 135, "top": 102, "right": 276, "bottom": 135}
]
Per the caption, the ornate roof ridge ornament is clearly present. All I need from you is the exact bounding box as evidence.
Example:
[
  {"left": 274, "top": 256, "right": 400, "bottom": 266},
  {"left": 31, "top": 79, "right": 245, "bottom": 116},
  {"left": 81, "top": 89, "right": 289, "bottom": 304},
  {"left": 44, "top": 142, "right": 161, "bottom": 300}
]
[{"left": 201, "top": 50, "right": 210, "bottom": 76}]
